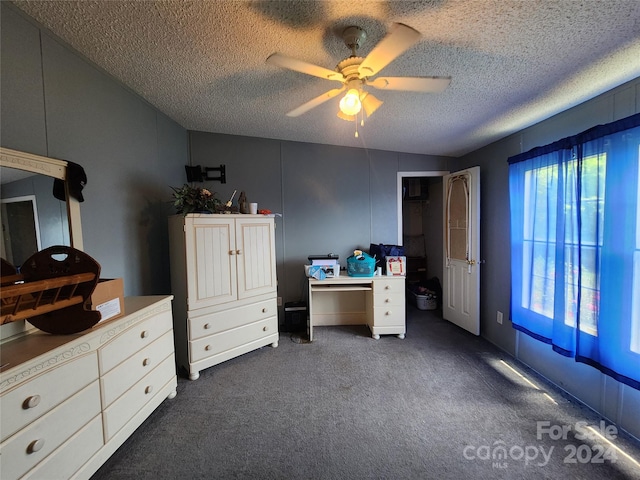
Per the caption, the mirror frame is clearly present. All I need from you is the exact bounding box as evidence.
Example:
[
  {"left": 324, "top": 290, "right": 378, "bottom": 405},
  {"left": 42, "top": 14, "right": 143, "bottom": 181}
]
[
  {"left": 0, "top": 146, "right": 83, "bottom": 249},
  {"left": 0, "top": 147, "right": 84, "bottom": 341}
]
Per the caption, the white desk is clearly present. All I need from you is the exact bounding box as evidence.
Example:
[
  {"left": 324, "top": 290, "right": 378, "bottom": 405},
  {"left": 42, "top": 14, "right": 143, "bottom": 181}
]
[{"left": 307, "top": 275, "right": 406, "bottom": 341}]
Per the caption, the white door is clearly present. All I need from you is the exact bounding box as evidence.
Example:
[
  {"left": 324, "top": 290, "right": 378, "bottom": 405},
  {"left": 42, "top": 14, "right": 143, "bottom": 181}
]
[
  {"left": 185, "top": 216, "right": 237, "bottom": 310},
  {"left": 442, "top": 167, "right": 480, "bottom": 335},
  {"left": 235, "top": 217, "right": 277, "bottom": 300}
]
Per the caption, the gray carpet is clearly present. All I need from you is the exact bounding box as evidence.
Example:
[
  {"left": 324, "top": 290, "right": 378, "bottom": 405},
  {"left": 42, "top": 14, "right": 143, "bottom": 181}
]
[{"left": 91, "top": 305, "right": 640, "bottom": 479}]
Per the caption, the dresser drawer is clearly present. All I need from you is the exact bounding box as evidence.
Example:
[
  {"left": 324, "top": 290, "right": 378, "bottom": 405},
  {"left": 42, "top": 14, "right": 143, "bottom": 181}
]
[
  {"left": 23, "top": 415, "right": 103, "bottom": 480},
  {"left": 373, "top": 292, "right": 405, "bottom": 307},
  {"left": 102, "top": 355, "right": 176, "bottom": 441},
  {"left": 189, "top": 298, "right": 277, "bottom": 340},
  {"left": 98, "top": 309, "right": 172, "bottom": 374},
  {"left": 190, "top": 316, "right": 277, "bottom": 363},
  {"left": 0, "top": 352, "right": 98, "bottom": 442},
  {"left": 0, "top": 381, "right": 101, "bottom": 480},
  {"left": 100, "top": 330, "right": 175, "bottom": 407},
  {"left": 373, "top": 278, "right": 405, "bottom": 295},
  {"left": 373, "top": 305, "right": 406, "bottom": 326}
]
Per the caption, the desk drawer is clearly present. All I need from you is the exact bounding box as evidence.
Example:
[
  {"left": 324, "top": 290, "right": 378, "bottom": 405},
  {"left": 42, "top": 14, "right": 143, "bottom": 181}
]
[
  {"left": 374, "top": 292, "right": 405, "bottom": 308},
  {"left": 373, "top": 305, "right": 405, "bottom": 326},
  {"left": 98, "top": 310, "right": 172, "bottom": 374},
  {"left": 0, "top": 381, "right": 100, "bottom": 480},
  {"left": 0, "top": 352, "right": 98, "bottom": 442},
  {"left": 190, "top": 316, "right": 277, "bottom": 363},
  {"left": 373, "top": 278, "right": 405, "bottom": 295},
  {"left": 100, "top": 330, "right": 175, "bottom": 407},
  {"left": 102, "top": 355, "right": 176, "bottom": 441},
  {"left": 189, "top": 299, "right": 277, "bottom": 340}
]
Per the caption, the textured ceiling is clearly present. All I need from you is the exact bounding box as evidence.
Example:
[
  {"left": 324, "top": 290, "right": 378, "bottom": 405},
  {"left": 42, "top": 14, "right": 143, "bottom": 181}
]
[{"left": 10, "top": 0, "right": 640, "bottom": 157}]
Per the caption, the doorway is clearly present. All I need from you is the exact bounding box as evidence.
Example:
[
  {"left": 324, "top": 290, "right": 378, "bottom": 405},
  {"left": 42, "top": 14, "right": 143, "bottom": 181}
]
[{"left": 397, "top": 171, "right": 447, "bottom": 286}]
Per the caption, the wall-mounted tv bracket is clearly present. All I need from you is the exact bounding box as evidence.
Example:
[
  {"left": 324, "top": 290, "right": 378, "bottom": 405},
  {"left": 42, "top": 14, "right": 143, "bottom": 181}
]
[{"left": 185, "top": 164, "right": 226, "bottom": 184}]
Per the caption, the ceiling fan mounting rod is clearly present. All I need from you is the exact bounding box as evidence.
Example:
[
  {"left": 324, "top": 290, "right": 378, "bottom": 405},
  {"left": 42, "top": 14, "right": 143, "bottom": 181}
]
[{"left": 342, "top": 26, "right": 367, "bottom": 57}]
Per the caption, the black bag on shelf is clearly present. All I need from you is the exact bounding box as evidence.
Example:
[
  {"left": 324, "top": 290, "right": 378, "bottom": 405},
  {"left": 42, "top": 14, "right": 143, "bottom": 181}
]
[{"left": 368, "top": 243, "right": 405, "bottom": 274}]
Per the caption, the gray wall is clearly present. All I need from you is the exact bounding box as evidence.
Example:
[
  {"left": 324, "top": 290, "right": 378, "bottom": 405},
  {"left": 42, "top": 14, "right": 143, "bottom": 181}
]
[
  {"left": 456, "top": 77, "right": 640, "bottom": 440},
  {"left": 1, "top": 3, "right": 188, "bottom": 297},
  {"left": 189, "top": 132, "right": 449, "bottom": 306}
]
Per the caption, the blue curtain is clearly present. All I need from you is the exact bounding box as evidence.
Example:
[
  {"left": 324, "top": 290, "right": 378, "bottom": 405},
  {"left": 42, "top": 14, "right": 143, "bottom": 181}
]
[{"left": 508, "top": 113, "right": 640, "bottom": 389}]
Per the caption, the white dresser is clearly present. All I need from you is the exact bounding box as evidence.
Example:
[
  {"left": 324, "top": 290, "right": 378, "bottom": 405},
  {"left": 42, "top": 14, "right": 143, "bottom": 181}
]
[
  {"left": 0, "top": 296, "right": 177, "bottom": 480},
  {"left": 168, "top": 214, "right": 279, "bottom": 380}
]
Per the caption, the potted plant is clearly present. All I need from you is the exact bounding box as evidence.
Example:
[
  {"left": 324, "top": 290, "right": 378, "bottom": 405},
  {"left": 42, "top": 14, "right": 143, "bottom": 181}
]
[{"left": 171, "top": 184, "right": 222, "bottom": 215}]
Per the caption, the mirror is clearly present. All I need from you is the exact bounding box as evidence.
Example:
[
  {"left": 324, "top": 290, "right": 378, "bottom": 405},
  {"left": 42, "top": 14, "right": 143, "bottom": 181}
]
[{"left": 0, "top": 147, "right": 84, "bottom": 340}]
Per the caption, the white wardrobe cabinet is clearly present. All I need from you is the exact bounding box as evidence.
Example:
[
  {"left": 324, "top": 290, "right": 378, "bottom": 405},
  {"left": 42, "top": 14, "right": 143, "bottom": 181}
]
[{"left": 169, "top": 214, "right": 279, "bottom": 380}]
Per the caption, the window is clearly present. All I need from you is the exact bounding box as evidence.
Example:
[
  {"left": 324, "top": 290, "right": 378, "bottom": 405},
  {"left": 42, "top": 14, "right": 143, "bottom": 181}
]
[{"left": 509, "top": 113, "right": 640, "bottom": 389}]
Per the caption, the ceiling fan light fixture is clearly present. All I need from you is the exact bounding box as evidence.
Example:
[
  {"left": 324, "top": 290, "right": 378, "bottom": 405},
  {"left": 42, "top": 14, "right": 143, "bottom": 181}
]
[{"left": 339, "top": 88, "right": 362, "bottom": 116}]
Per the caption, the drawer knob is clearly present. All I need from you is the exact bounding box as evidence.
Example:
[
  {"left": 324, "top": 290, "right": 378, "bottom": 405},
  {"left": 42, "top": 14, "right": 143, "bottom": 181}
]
[
  {"left": 262, "top": 307, "right": 268, "bottom": 313},
  {"left": 140, "top": 330, "right": 149, "bottom": 339},
  {"left": 23, "top": 395, "right": 41, "bottom": 409},
  {"left": 385, "top": 285, "right": 391, "bottom": 290},
  {"left": 385, "top": 298, "right": 391, "bottom": 303},
  {"left": 145, "top": 386, "right": 153, "bottom": 395},
  {"left": 263, "top": 326, "right": 268, "bottom": 332},
  {"left": 205, "top": 345, "right": 212, "bottom": 351},
  {"left": 143, "top": 358, "right": 151, "bottom": 367},
  {"left": 386, "top": 311, "right": 392, "bottom": 315},
  {"left": 27, "top": 439, "right": 44, "bottom": 454},
  {"left": 236, "top": 249, "right": 242, "bottom": 255},
  {"left": 204, "top": 323, "right": 211, "bottom": 329}
]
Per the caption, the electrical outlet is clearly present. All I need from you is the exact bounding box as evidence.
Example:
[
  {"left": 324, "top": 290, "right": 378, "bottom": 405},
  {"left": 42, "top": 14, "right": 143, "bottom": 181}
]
[
  {"left": 497, "top": 311, "right": 503, "bottom": 324},
  {"left": 277, "top": 297, "right": 282, "bottom": 307}
]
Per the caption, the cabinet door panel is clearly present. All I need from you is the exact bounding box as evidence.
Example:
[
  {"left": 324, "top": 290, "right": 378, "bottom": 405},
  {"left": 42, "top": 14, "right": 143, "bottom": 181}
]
[
  {"left": 236, "top": 219, "right": 277, "bottom": 300},
  {"left": 186, "top": 217, "right": 237, "bottom": 309}
]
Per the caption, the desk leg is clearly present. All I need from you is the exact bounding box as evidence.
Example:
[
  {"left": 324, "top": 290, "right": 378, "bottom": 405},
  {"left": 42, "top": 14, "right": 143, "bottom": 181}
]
[{"left": 307, "top": 282, "right": 313, "bottom": 342}]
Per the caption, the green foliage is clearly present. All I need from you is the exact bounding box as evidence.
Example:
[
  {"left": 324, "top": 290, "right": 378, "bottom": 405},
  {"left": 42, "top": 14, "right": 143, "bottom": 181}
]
[{"left": 171, "top": 184, "right": 221, "bottom": 215}]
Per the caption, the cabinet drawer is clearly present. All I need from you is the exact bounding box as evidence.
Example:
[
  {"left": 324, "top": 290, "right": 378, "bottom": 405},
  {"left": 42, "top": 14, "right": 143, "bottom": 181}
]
[
  {"left": 190, "top": 316, "right": 277, "bottom": 363},
  {"left": 102, "top": 355, "right": 176, "bottom": 441},
  {"left": 23, "top": 415, "right": 103, "bottom": 480},
  {"left": 373, "top": 305, "right": 406, "bottom": 326},
  {"left": 189, "top": 298, "right": 277, "bottom": 340},
  {"left": 374, "top": 292, "right": 405, "bottom": 307},
  {"left": 100, "top": 330, "right": 175, "bottom": 407},
  {"left": 0, "top": 381, "right": 101, "bottom": 480},
  {"left": 0, "top": 352, "right": 98, "bottom": 442},
  {"left": 98, "top": 309, "right": 172, "bottom": 374},
  {"left": 373, "top": 279, "right": 405, "bottom": 295}
]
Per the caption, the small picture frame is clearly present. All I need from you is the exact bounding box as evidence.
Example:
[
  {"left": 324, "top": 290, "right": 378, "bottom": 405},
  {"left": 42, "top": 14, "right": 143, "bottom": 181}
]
[{"left": 386, "top": 256, "right": 406, "bottom": 276}]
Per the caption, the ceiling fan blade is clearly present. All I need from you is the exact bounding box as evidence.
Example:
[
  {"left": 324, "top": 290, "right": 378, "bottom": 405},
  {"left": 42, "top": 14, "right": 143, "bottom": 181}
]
[
  {"left": 358, "top": 23, "right": 421, "bottom": 77},
  {"left": 361, "top": 92, "right": 383, "bottom": 117},
  {"left": 286, "top": 87, "right": 345, "bottom": 117},
  {"left": 368, "top": 76, "right": 451, "bottom": 92},
  {"left": 267, "top": 53, "right": 344, "bottom": 82}
]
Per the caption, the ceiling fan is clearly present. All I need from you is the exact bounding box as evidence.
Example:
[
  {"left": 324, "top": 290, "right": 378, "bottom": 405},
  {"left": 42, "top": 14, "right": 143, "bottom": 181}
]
[{"left": 266, "top": 23, "right": 451, "bottom": 123}]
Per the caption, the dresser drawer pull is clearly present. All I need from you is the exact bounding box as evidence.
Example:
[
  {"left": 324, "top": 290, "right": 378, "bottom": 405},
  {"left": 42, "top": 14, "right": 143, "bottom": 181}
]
[
  {"left": 236, "top": 249, "right": 242, "bottom": 255},
  {"left": 386, "top": 311, "right": 392, "bottom": 315},
  {"left": 385, "top": 298, "right": 391, "bottom": 303},
  {"left": 385, "top": 285, "right": 391, "bottom": 290},
  {"left": 204, "top": 323, "right": 211, "bottom": 329},
  {"left": 140, "top": 330, "right": 149, "bottom": 339},
  {"left": 143, "top": 358, "right": 151, "bottom": 367},
  {"left": 263, "top": 326, "right": 268, "bottom": 332},
  {"left": 229, "top": 250, "right": 236, "bottom": 256},
  {"left": 205, "top": 345, "right": 212, "bottom": 351},
  {"left": 145, "top": 386, "right": 153, "bottom": 395},
  {"left": 262, "top": 307, "right": 268, "bottom": 313},
  {"left": 27, "top": 439, "right": 45, "bottom": 454},
  {"left": 23, "top": 395, "right": 41, "bottom": 409}
]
